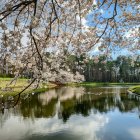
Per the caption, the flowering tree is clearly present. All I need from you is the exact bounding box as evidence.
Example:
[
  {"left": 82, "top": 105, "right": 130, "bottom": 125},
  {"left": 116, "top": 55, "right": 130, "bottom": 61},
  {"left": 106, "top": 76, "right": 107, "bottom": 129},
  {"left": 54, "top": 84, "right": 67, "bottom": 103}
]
[{"left": 0, "top": 0, "right": 139, "bottom": 89}]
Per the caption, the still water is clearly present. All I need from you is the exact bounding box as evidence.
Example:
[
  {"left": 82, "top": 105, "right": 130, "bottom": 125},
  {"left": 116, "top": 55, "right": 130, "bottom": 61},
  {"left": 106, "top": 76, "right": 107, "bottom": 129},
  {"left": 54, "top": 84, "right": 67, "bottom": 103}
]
[{"left": 0, "top": 86, "right": 140, "bottom": 140}]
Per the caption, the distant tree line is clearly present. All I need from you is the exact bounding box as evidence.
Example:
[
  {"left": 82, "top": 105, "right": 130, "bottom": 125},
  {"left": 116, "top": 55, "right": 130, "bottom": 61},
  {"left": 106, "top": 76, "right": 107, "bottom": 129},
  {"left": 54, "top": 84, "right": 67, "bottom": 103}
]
[
  {"left": 68, "top": 55, "right": 140, "bottom": 83},
  {"left": 0, "top": 54, "right": 140, "bottom": 83}
]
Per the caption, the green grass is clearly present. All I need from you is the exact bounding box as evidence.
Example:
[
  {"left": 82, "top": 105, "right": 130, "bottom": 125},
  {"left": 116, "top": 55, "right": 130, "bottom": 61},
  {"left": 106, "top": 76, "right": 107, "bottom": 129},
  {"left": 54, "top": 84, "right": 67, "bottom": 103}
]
[
  {"left": 67, "top": 82, "right": 140, "bottom": 86},
  {"left": 0, "top": 78, "right": 28, "bottom": 89},
  {"left": 1, "top": 78, "right": 140, "bottom": 96},
  {"left": 0, "top": 78, "right": 57, "bottom": 97},
  {"left": 0, "top": 88, "right": 50, "bottom": 98},
  {"left": 129, "top": 85, "right": 140, "bottom": 94}
]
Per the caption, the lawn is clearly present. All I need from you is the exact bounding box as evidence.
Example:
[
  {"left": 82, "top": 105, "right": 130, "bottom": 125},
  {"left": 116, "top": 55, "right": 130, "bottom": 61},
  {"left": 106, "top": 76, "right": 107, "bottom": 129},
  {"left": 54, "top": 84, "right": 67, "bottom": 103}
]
[
  {"left": 129, "top": 85, "right": 140, "bottom": 94},
  {"left": 0, "top": 78, "right": 56, "bottom": 97},
  {"left": 0, "top": 77, "right": 28, "bottom": 88},
  {"left": 68, "top": 82, "right": 140, "bottom": 86}
]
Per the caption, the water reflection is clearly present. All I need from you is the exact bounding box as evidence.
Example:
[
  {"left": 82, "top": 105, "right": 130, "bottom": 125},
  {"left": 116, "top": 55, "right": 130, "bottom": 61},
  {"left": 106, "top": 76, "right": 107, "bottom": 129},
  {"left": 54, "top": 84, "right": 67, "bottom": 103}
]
[
  {"left": 0, "top": 86, "right": 140, "bottom": 140},
  {"left": 18, "top": 86, "right": 140, "bottom": 120}
]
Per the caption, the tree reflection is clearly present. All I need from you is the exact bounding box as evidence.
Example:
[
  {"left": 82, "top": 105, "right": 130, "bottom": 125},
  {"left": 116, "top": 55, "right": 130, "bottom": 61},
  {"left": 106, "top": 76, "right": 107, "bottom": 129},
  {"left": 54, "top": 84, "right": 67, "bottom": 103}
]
[{"left": 1, "top": 86, "right": 140, "bottom": 122}]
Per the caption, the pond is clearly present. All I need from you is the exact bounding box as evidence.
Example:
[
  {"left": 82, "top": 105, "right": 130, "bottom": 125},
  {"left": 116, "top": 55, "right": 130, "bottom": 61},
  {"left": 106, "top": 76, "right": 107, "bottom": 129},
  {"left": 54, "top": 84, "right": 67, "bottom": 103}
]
[{"left": 0, "top": 86, "right": 140, "bottom": 140}]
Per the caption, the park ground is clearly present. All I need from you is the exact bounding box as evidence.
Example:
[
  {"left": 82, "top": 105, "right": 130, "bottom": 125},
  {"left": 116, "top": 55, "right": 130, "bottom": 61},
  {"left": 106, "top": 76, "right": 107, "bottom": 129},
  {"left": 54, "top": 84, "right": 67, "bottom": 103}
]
[
  {"left": 0, "top": 78, "right": 56, "bottom": 97},
  {"left": 129, "top": 85, "right": 140, "bottom": 94}
]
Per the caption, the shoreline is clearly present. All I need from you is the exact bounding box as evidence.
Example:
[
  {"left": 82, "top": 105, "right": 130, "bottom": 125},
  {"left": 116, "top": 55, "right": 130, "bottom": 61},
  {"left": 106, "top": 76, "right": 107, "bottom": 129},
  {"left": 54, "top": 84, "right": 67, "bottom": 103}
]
[{"left": 0, "top": 78, "right": 140, "bottom": 97}]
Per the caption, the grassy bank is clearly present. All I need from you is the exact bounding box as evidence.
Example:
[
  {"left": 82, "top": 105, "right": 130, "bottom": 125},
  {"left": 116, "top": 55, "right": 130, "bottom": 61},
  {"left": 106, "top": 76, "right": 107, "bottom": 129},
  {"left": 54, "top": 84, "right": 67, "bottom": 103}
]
[
  {"left": 129, "top": 85, "right": 140, "bottom": 94},
  {"left": 0, "top": 77, "right": 28, "bottom": 88},
  {"left": 0, "top": 78, "right": 57, "bottom": 97},
  {"left": 68, "top": 82, "right": 140, "bottom": 87},
  {"left": 1, "top": 78, "right": 140, "bottom": 96}
]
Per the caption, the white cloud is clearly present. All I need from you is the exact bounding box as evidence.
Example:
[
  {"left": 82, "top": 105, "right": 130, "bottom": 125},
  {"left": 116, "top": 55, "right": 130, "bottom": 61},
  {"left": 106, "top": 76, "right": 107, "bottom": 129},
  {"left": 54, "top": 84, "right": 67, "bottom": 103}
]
[
  {"left": 100, "top": 9, "right": 104, "bottom": 14},
  {"left": 129, "top": 128, "right": 140, "bottom": 140},
  {"left": 93, "top": 0, "right": 97, "bottom": 5},
  {"left": 76, "top": 15, "right": 90, "bottom": 32},
  {"left": 125, "top": 26, "right": 139, "bottom": 38},
  {"left": 0, "top": 111, "right": 109, "bottom": 140}
]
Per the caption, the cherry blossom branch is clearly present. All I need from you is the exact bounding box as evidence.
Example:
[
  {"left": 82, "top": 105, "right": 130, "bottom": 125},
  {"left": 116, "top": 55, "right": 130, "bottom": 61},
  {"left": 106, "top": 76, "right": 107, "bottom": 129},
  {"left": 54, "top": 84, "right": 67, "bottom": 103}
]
[{"left": 0, "top": 0, "right": 35, "bottom": 22}]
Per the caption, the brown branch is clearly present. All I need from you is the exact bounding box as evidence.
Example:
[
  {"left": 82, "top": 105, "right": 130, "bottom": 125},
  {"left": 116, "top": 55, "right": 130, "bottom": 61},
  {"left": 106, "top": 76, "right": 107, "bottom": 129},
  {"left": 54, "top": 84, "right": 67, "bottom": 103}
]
[
  {"left": 89, "top": 19, "right": 109, "bottom": 50},
  {"left": 30, "top": 28, "right": 43, "bottom": 70},
  {"left": 0, "top": 0, "right": 35, "bottom": 21},
  {"left": 99, "top": 0, "right": 106, "bottom": 8},
  {"left": 52, "top": 0, "right": 58, "bottom": 19},
  {"left": 12, "top": 78, "right": 36, "bottom": 107},
  {"left": 33, "top": 0, "right": 38, "bottom": 16},
  {"left": 88, "top": 0, "right": 118, "bottom": 50}
]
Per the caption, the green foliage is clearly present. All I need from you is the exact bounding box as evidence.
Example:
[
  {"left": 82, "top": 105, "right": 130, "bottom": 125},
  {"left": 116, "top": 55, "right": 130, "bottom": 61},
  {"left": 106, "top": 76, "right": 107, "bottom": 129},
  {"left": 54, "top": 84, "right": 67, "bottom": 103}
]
[
  {"left": 84, "top": 55, "right": 140, "bottom": 82},
  {"left": 0, "top": 73, "right": 14, "bottom": 78}
]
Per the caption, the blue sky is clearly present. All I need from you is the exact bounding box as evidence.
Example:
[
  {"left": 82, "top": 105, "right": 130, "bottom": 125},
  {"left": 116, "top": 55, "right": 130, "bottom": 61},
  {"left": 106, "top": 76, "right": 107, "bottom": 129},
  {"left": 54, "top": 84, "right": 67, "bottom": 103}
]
[{"left": 83, "top": 0, "right": 140, "bottom": 59}]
